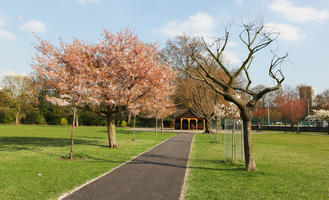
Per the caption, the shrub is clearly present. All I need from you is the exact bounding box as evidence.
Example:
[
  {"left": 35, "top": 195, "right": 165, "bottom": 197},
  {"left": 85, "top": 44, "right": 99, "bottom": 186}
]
[
  {"left": 60, "top": 117, "right": 68, "bottom": 125},
  {"left": 79, "top": 111, "right": 106, "bottom": 126},
  {"left": 23, "top": 111, "right": 47, "bottom": 125},
  {"left": 120, "top": 120, "right": 127, "bottom": 127},
  {"left": 0, "top": 111, "right": 15, "bottom": 124}
]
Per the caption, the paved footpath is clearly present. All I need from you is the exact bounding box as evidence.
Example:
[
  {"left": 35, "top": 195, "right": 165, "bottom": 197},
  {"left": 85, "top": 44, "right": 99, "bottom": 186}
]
[{"left": 61, "top": 133, "right": 194, "bottom": 200}]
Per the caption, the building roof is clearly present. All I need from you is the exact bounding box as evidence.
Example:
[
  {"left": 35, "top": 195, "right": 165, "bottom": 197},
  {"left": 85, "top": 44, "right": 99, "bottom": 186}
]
[{"left": 172, "top": 109, "right": 203, "bottom": 119}]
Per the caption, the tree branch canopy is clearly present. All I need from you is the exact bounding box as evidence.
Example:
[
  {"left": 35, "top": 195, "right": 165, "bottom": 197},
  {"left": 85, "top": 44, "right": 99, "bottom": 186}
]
[{"left": 169, "top": 22, "right": 287, "bottom": 113}]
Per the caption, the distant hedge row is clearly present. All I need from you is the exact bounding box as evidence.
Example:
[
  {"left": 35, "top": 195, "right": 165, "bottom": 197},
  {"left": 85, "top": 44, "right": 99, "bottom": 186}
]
[{"left": 0, "top": 110, "right": 173, "bottom": 127}]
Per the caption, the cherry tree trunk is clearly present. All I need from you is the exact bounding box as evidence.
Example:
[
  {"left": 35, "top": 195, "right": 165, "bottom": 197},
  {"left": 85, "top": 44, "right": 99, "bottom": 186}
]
[
  {"left": 242, "top": 119, "right": 257, "bottom": 171},
  {"left": 69, "top": 107, "right": 76, "bottom": 160},
  {"left": 155, "top": 117, "right": 158, "bottom": 136},
  {"left": 75, "top": 113, "right": 79, "bottom": 128},
  {"left": 107, "top": 116, "right": 119, "bottom": 148},
  {"left": 132, "top": 114, "right": 136, "bottom": 141},
  {"left": 161, "top": 118, "right": 164, "bottom": 134}
]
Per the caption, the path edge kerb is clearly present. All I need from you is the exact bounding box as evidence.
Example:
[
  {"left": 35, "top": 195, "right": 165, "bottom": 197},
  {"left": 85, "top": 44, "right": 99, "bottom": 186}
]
[
  {"left": 179, "top": 133, "right": 195, "bottom": 200},
  {"left": 58, "top": 135, "right": 174, "bottom": 200}
]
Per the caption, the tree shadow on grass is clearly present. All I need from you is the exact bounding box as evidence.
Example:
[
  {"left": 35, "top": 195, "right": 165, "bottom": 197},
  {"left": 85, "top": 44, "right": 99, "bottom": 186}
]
[
  {"left": 79, "top": 153, "right": 132, "bottom": 164},
  {"left": 127, "top": 157, "right": 245, "bottom": 172},
  {"left": 117, "top": 129, "right": 132, "bottom": 134},
  {"left": 97, "top": 129, "right": 132, "bottom": 135},
  {"left": 0, "top": 137, "right": 102, "bottom": 152},
  {"left": 42, "top": 151, "right": 129, "bottom": 164},
  {"left": 123, "top": 152, "right": 245, "bottom": 172},
  {"left": 79, "top": 136, "right": 105, "bottom": 140}
]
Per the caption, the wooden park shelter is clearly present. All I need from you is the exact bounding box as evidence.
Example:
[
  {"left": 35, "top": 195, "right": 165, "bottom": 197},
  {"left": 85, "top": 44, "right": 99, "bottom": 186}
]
[{"left": 173, "top": 109, "right": 205, "bottom": 130}]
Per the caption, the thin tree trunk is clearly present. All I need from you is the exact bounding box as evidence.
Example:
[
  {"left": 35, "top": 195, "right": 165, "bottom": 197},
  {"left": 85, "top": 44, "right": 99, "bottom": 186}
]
[
  {"left": 128, "top": 112, "right": 132, "bottom": 126},
  {"left": 161, "top": 118, "right": 164, "bottom": 134},
  {"left": 234, "top": 121, "right": 237, "bottom": 160},
  {"left": 69, "top": 107, "right": 76, "bottom": 160},
  {"left": 216, "top": 118, "right": 219, "bottom": 143},
  {"left": 232, "top": 120, "right": 236, "bottom": 161},
  {"left": 241, "top": 123, "right": 244, "bottom": 161},
  {"left": 132, "top": 114, "right": 136, "bottom": 141},
  {"left": 75, "top": 113, "right": 79, "bottom": 127},
  {"left": 107, "top": 115, "right": 119, "bottom": 148},
  {"left": 224, "top": 118, "right": 227, "bottom": 130},
  {"left": 243, "top": 119, "right": 257, "bottom": 171},
  {"left": 218, "top": 119, "right": 222, "bottom": 144},
  {"left": 15, "top": 111, "right": 20, "bottom": 125},
  {"left": 155, "top": 117, "right": 158, "bottom": 136}
]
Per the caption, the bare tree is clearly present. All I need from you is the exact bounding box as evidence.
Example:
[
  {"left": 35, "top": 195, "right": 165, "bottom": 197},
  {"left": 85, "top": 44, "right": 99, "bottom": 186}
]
[
  {"left": 175, "top": 76, "right": 225, "bottom": 133},
  {"left": 165, "top": 34, "right": 228, "bottom": 133},
  {"left": 180, "top": 22, "right": 288, "bottom": 171}
]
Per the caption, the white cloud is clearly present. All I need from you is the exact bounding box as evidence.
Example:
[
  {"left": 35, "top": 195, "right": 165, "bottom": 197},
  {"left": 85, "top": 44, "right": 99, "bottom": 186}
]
[
  {"left": 264, "top": 23, "right": 305, "bottom": 41},
  {"left": 20, "top": 20, "right": 46, "bottom": 33},
  {"left": 76, "top": 0, "right": 101, "bottom": 5},
  {"left": 236, "top": 0, "right": 244, "bottom": 5},
  {"left": 154, "top": 12, "right": 217, "bottom": 40},
  {"left": 227, "top": 41, "right": 240, "bottom": 48},
  {"left": 0, "top": 14, "right": 6, "bottom": 26},
  {"left": 269, "top": 0, "right": 329, "bottom": 23},
  {"left": 223, "top": 51, "right": 241, "bottom": 65},
  {"left": 155, "top": 12, "right": 242, "bottom": 65},
  {"left": 0, "top": 29, "right": 16, "bottom": 40}
]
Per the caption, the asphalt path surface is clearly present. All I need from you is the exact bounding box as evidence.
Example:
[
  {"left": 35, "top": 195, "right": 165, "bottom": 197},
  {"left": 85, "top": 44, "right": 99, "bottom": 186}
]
[{"left": 62, "top": 133, "right": 194, "bottom": 200}]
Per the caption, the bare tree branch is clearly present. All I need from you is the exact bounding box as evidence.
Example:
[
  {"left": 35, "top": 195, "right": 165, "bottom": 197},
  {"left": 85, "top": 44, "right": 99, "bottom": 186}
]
[
  {"left": 192, "top": 55, "right": 228, "bottom": 90},
  {"left": 200, "top": 36, "right": 232, "bottom": 78}
]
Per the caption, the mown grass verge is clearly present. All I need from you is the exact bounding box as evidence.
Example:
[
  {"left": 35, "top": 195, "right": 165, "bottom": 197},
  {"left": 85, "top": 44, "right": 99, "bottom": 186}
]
[
  {"left": 185, "top": 133, "right": 329, "bottom": 200},
  {"left": 0, "top": 125, "right": 175, "bottom": 200}
]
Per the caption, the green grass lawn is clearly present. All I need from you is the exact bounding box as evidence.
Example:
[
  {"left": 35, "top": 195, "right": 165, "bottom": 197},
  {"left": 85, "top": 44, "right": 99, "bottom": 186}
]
[
  {"left": 0, "top": 125, "right": 174, "bottom": 200},
  {"left": 185, "top": 133, "right": 329, "bottom": 200}
]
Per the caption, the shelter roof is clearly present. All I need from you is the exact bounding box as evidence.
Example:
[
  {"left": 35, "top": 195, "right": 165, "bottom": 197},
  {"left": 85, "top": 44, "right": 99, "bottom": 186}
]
[{"left": 173, "top": 109, "right": 203, "bottom": 119}]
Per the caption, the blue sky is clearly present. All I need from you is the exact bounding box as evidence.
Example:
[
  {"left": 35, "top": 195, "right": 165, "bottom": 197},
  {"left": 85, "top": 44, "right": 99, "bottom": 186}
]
[{"left": 0, "top": 0, "right": 328, "bottom": 93}]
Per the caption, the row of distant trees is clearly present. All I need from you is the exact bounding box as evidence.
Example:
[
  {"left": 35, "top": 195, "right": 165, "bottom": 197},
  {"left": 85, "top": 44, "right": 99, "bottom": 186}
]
[
  {"left": 0, "top": 75, "right": 173, "bottom": 127},
  {"left": 253, "top": 86, "right": 329, "bottom": 126},
  {"left": 0, "top": 75, "right": 121, "bottom": 126},
  {"left": 174, "top": 70, "right": 329, "bottom": 128},
  {"left": 4, "top": 73, "right": 327, "bottom": 127}
]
